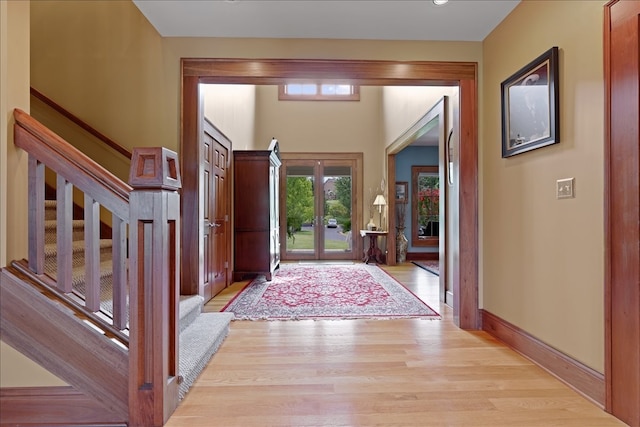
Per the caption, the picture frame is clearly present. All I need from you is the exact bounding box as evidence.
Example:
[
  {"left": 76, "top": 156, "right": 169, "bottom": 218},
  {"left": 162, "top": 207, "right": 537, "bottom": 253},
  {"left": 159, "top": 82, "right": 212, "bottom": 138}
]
[
  {"left": 395, "top": 181, "right": 408, "bottom": 203},
  {"left": 501, "top": 46, "right": 560, "bottom": 158}
]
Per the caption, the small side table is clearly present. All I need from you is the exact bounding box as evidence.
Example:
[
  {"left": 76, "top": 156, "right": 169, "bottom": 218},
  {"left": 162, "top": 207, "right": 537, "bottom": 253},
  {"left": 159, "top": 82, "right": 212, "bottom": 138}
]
[{"left": 359, "top": 230, "right": 388, "bottom": 264}]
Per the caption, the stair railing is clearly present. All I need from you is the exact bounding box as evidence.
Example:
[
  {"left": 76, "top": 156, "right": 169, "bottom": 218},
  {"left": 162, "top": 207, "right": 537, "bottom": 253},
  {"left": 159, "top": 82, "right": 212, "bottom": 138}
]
[
  {"left": 13, "top": 108, "right": 181, "bottom": 426},
  {"left": 14, "top": 108, "right": 132, "bottom": 329}
]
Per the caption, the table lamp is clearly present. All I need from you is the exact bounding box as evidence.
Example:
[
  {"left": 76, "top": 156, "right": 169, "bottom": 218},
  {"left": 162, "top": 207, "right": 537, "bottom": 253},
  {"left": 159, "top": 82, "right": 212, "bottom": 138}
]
[{"left": 373, "top": 194, "right": 387, "bottom": 231}]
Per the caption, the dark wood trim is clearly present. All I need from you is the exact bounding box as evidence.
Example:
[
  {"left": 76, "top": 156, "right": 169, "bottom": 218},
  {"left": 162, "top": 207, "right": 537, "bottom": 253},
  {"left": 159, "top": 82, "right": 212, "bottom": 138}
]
[
  {"left": 457, "top": 77, "right": 479, "bottom": 329},
  {"left": 0, "top": 267, "right": 129, "bottom": 419},
  {"left": 128, "top": 148, "right": 181, "bottom": 426},
  {"left": 183, "top": 58, "right": 476, "bottom": 85},
  {"left": 603, "top": 1, "right": 613, "bottom": 413},
  {"left": 481, "top": 309, "right": 605, "bottom": 406},
  {"left": 11, "top": 259, "right": 129, "bottom": 346},
  {"left": 604, "top": 1, "right": 640, "bottom": 424},
  {"left": 406, "top": 251, "right": 438, "bottom": 261},
  {"left": 181, "top": 58, "right": 478, "bottom": 330},
  {"left": 0, "top": 386, "right": 126, "bottom": 426},
  {"left": 180, "top": 75, "right": 202, "bottom": 296},
  {"left": 30, "top": 87, "right": 132, "bottom": 160}
]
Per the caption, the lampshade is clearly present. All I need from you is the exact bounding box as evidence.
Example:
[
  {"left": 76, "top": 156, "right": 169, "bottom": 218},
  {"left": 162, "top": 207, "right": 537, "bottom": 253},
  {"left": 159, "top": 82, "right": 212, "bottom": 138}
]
[{"left": 373, "top": 194, "right": 387, "bottom": 207}]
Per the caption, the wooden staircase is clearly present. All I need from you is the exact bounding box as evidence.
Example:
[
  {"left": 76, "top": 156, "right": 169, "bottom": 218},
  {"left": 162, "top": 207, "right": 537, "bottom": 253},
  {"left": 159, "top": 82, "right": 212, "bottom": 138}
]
[
  {"left": 0, "top": 109, "right": 233, "bottom": 426},
  {"left": 40, "top": 198, "right": 234, "bottom": 399}
]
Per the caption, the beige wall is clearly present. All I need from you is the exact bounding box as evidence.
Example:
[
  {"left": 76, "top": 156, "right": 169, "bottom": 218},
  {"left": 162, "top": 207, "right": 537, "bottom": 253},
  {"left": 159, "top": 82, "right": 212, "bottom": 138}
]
[
  {"left": 202, "top": 84, "right": 256, "bottom": 150},
  {"left": 482, "top": 0, "right": 606, "bottom": 371},
  {"left": 0, "top": 0, "right": 65, "bottom": 387},
  {"left": 30, "top": 96, "right": 132, "bottom": 183},
  {"left": 382, "top": 86, "right": 458, "bottom": 148},
  {"left": 1, "top": 0, "right": 29, "bottom": 266}
]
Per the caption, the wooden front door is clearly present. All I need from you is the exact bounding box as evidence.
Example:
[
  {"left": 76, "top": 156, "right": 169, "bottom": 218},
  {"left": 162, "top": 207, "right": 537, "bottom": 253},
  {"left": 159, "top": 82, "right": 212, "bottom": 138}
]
[
  {"left": 202, "top": 119, "right": 231, "bottom": 301},
  {"left": 280, "top": 153, "right": 362, "bottom": 261}
]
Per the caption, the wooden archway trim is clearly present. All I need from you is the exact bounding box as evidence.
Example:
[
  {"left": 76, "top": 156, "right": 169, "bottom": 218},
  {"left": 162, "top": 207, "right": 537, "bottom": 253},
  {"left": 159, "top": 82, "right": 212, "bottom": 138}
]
[{"left": 180, "top": 58, "right": 479, "bottom": 329}]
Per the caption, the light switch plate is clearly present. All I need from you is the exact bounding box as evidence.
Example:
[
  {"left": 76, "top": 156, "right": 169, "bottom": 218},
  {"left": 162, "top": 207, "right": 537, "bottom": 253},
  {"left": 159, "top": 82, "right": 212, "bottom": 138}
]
[{"left": 557, "top": 178, "right": 575, "bottom": 199}]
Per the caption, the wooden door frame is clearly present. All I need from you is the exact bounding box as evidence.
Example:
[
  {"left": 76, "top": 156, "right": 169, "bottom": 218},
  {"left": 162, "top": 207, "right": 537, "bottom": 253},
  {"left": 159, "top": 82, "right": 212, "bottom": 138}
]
[
  {"left": 386, "top": 96, "right": 449, "bottom": 304},
  {"left": 280, "top": 153, "right": 363, "bottom": 261},
  {"left": 604, "top": 0, "right": 640, "bottom": 423},
  {"left": 180, "top": 58, "right": 479, "bottom": 329}
]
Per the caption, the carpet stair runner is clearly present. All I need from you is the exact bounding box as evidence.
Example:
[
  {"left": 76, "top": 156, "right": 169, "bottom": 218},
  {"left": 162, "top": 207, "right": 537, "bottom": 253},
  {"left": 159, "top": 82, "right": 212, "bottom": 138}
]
[{"left": 44, "top": 199, "right": 233, "bottom": 400}]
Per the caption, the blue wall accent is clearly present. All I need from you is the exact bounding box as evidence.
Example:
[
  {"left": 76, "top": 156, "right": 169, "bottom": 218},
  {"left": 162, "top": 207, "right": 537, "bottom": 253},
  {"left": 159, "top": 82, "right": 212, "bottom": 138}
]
[{"left": 395, "top": 145, "right": 439, "bottom": 253}]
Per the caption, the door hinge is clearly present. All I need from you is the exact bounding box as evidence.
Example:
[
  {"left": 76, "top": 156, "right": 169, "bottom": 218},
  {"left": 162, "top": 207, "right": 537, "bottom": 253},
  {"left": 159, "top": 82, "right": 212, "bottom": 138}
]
[
  {"left": 224, "top": 261, "right": 229, "bottom": 269},
  {"left": 225, "top": 214, "right": 229, "bottom": 222}
]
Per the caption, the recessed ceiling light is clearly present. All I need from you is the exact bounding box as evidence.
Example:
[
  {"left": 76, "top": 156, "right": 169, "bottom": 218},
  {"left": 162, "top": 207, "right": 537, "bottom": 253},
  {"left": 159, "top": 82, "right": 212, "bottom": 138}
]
[{"left": 433, "top": 0, "right": 449, "bottom": 5}]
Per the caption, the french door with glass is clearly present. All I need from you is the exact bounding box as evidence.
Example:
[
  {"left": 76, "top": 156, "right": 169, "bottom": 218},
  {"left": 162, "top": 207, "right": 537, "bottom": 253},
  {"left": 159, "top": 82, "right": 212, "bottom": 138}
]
[{"left": 281, "top": 154, "right": 361, "bottom": 261}]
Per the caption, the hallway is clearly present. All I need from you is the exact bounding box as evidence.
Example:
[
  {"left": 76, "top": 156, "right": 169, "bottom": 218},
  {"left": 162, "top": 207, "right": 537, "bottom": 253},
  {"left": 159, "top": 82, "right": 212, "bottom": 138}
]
[{"left": 166, "top": 263, "right": 625, "bottom": 427}]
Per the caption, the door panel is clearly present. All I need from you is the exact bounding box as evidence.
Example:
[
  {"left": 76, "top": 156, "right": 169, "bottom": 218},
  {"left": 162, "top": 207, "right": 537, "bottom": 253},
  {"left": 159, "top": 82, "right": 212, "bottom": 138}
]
[
  {"left": 282, "top": 162, "right": 317, "bottom": 260},
  {"left": 321, "top": 163, "right": 353, "bottom": 259},
  {"left": 202, "top": 119, "right": 230, "bottom": 301}
]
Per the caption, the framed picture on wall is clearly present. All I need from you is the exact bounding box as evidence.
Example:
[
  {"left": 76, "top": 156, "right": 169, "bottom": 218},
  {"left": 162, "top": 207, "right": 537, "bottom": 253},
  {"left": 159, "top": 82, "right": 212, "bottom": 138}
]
[
  {"left": 395, "top": 181, "right": 408, "bottom": 203},
  {"left": 501, "top": 46, "right": 560, "bottom": 158}
]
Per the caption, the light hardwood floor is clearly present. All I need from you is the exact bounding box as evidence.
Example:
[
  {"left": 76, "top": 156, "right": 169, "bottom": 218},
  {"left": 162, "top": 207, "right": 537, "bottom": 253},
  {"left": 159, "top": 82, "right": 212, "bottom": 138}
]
[{"left": 166, "top": 262, "right": 626, "bottom": 427}]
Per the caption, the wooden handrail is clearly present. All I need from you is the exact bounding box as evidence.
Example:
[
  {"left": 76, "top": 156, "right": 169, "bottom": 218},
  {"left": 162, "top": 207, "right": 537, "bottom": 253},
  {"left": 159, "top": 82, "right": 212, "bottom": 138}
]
[
  {"left": 30, "top": 87, "right": 133, "bottom": 160},
  {"left": 11, "top": 108, "right": 182, "bottom": 424},
  {"left": 14, "top": 108, "right": 131, "bottom": 218}
]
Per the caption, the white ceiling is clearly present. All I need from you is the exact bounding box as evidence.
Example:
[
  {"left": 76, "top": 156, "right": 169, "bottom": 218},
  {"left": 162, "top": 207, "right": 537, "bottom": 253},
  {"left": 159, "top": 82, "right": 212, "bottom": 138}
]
[
  {"left": 133, "top": 0, "right": 520, "bottom": 146},
  {"left": 132, "top": 0, "right": 520, "bottom": 42}
]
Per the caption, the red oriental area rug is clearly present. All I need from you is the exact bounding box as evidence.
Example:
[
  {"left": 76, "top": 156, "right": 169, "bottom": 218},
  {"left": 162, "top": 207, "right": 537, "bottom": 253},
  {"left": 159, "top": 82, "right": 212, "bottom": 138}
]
[{"left": 221, "top": 263, "right": 440, "bottom": 321}]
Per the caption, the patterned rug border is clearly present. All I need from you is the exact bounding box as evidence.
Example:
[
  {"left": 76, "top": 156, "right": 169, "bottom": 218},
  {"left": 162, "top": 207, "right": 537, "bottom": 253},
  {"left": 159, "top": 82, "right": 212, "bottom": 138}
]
[{"left": 221, "top": 263, "right": 440, "bottom": 321}]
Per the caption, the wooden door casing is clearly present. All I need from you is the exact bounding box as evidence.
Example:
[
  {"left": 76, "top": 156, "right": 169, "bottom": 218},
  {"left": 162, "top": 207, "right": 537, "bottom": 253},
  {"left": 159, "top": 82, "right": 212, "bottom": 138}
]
[
  {"left": 604, "top": 1, "right": 640, "bottom": 424},
  {"left": 181, "top": 59, "right": 478, "bottom": 329}
]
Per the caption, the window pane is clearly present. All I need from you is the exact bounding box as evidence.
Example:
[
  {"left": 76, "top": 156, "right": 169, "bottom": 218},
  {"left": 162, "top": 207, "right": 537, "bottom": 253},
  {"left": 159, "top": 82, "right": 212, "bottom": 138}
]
[
  {"left": 320, "top": 84, "right": 336, "bottom": 95},
  {"left": 301, "top": 84, "right": 317, "bottom": 95},
  {"left": 280, "top": 83, "right": 359, "bottom": 101},
  {"left": 417, "top": 173, "right": 440, "bottom": 238},
  {"left": 335, "top": 85, "right": 352, "bottom": 95},
  {"left": 286, "top": 84, "right": 303, "bottom": 95}
]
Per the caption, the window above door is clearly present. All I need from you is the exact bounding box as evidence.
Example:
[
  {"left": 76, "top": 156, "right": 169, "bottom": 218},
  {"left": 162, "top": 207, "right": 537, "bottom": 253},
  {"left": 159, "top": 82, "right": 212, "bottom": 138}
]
[{"left": 279, "top": 81, "right": 360, "bottom": 101}]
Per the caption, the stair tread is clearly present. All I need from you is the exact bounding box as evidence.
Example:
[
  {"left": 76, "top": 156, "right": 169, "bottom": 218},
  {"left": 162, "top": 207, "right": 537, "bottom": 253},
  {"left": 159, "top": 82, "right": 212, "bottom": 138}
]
[
  {"left": 179, "top": 295, "right": 205, "bottom": 334},
  {"left": 178, "top": 312, "right": 234, "bottom": 400},
  {"left": 45, "top": 219, "right": 85, "bottom": 228},
  {"left": 44, "top": 239, "right": 112, "bottom": 257},
  {"left": 45, "top": 259, "right": 113, "bottom": 287}
]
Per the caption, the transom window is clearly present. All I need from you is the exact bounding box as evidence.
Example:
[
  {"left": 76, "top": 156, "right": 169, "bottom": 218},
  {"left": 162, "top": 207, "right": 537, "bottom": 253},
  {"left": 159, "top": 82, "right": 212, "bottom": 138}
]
[{"left": 279, "top": 82, "right": 360, "bottom": 101}]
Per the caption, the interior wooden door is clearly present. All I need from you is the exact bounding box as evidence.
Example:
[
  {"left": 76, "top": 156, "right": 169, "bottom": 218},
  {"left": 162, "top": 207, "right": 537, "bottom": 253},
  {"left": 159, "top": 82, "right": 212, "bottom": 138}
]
[{"left": 202, "top": 119, "right": 231, "bottom": 301}]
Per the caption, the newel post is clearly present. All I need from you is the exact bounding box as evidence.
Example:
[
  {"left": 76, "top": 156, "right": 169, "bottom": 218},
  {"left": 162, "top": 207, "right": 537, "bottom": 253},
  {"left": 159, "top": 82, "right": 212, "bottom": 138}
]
[{"left": 127, "top": 147, "right": 181, "bottom": 427}]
